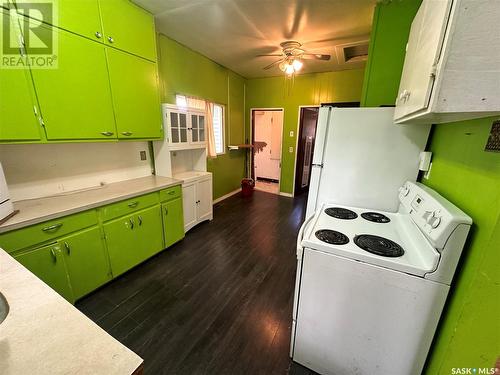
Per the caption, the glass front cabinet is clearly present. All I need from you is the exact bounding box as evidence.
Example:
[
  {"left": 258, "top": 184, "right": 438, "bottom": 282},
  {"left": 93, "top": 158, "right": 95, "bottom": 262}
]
[{"left": 163, "top": 104, "right": 207, "bottom": 150}]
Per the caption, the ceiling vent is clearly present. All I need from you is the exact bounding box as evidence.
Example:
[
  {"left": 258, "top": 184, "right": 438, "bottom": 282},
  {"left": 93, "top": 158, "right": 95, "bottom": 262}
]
[{"left": 336, "top": 41, "right": 369, "bottom": 64}]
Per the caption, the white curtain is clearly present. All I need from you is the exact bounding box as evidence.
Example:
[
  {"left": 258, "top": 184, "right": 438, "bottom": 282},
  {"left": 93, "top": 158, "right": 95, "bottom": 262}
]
[{"left": 205, "top": 101, "right": 217, "bottom": 159}]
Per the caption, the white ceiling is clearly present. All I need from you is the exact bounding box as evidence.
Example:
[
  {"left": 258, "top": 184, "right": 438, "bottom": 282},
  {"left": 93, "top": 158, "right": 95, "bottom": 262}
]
[{"left": 133, "top": 0, "right": 376, "bottom": 78}]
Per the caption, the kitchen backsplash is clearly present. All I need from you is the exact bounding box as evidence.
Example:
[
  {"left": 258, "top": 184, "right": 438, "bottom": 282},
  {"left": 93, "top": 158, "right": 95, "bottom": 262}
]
[{"left": 0, "top": 142, "right": 153, "bottom": 201}]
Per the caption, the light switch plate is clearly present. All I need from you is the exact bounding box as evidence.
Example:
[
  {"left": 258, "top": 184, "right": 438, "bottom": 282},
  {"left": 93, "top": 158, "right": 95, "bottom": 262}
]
[{"left": 140, "top": 151, "right": 147, "bottom": 160}]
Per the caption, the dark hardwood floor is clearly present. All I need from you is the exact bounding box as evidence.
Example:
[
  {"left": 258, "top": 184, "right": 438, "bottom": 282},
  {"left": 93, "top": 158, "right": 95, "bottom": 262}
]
[{"left": 77, "top": 190, "right": 317, "bottom": 374}]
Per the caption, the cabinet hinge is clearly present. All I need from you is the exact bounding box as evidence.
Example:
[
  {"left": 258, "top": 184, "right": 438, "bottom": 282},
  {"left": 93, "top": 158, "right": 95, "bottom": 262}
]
[
  {"left": 430, "top": 64, "right": 437, "bottom": 78},
  {"left": 38, "top": 116, "right": 45, "bottom": 128},
  {"left": 33, "top": 106, "right": 38, "bottom": 116}
]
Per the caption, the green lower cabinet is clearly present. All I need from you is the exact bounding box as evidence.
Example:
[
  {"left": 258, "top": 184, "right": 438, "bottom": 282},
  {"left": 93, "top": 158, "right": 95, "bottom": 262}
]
[
  {"left": 14, "top": 243, "right": 74, "bottom": 302},
  {"left": 104, "top": 205, "right": 164, "bottom": 277},
  {"left": 58, "top": 226, "right": 111, "bottom": 300},
  {"left": 162, "top": 198, "right": 185, "bottom": 248}
]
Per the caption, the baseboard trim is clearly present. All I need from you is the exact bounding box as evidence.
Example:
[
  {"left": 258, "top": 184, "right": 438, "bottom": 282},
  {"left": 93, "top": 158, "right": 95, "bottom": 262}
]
[
  {"left": 279, "top": 192, "right": 294, "bottom": 198},
  {"left": 213, "top": 188, "right": 242, "bottom": 204}
]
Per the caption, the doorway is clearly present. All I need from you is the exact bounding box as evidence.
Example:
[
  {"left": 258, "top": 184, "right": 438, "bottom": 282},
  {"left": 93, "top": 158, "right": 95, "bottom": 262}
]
[
  {"left": 294, "top": 107, "right": 319, "bottom": 195},
  {"left": 251, "top": 109, "right": 284, "bottom": 195}
]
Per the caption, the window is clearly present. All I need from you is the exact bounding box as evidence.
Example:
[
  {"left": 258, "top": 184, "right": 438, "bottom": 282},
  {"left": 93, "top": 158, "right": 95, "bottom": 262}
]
[
  {"left": 176, "top": 94, "right": 205, "bottom": 111},
  {"left": 212, "top": 104, "right": 225, "bottom": 154}
]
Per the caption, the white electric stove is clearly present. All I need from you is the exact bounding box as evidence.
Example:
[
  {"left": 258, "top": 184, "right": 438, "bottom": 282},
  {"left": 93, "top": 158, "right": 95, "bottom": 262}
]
[{"left": 291, "top": 181, "right": 472, "bottom": 375}]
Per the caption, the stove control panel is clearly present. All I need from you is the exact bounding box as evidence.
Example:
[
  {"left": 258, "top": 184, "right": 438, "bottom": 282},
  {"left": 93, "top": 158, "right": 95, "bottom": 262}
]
[{"left": 398, "top": 181, "right": 472, "bottom": 249}]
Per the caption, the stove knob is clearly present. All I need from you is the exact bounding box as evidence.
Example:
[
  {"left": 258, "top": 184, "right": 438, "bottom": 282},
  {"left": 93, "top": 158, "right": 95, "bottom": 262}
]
[
  {"left": 399, "top": 185, "right": 410, "bottom": 196},
  {"left": 431, "top": 216, "right": 441, "bottom": 229}
]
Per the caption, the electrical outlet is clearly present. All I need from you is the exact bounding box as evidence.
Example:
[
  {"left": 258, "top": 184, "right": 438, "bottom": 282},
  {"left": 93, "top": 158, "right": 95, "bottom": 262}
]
[
  {"left": 289, "top": 146, "right": 293, "bottom": 153},
  {"left": 289, "top": 131, "right": 294, "bottom": 137},
  {"left": 140, "top": 151, "right": 147, "bottom": 161}
]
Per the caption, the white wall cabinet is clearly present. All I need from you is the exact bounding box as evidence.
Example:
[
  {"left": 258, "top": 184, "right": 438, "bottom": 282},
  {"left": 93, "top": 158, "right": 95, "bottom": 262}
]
[
  {"left": 394, "top": 0, "right": 500, "bottom": 124},
  {"left": 178, "top": 172, "right": 213, "bottom": 232},
  {"left": 163, "top": 104, "right": 207, "bottom": 150}
]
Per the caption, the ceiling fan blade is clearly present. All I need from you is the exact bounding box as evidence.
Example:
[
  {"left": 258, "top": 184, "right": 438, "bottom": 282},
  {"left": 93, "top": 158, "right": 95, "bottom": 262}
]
[
  {"left": 263, "top": 58, "right": 285, "bottom": 70},
  {"left": 301, "top": 53, "right": 331, "bottom": 61},
  {"left": 256, "top": 54, "right": 283, "bottom": 57}
]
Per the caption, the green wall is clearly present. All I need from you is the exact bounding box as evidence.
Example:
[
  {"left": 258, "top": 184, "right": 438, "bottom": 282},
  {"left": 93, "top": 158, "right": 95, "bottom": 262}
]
[
  {"left": 362, "top": 1, "right": 500, "bottom": 373},
  {"left": 246, "top": 69, "right": 365, "bottom": 194},
  {"left": 157, "top": 35, "right": 246, "bottom": 200}
]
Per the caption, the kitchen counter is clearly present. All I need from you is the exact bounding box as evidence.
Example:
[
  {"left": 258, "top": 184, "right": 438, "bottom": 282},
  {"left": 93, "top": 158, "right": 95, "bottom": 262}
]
[
  {"left": 173, "top": 170, "right": 211, "bottom": 184},
  {"left": 0, "top": 248, "right": 143, "bottom": 374},
  {"left": 0, "top": 175, "right": 182, "bottom": 233}
]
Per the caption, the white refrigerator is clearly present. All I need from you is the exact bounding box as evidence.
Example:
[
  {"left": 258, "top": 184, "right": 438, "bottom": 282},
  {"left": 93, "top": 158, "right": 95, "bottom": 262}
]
[{"left": 305, "top": 107, "right": 430, "bottom": 218}]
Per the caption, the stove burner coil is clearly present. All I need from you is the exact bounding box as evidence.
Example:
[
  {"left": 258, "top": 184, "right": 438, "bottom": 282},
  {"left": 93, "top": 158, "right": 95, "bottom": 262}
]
[
  {"left": 315, "top": 230, "right": 350, "bottom": 245},
  {"left": 324, "top": 207, "right": 358, "bottom": 220},
  {"left": 361, "top": 212, "right": 391, "bottom": 223},
  {"left": 354, "top": 234, "right": 404, "bottom": 257}
]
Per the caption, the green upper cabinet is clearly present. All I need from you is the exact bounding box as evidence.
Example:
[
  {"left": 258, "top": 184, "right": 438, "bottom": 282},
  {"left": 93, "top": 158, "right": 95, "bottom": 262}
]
[
  {"left": 0, "top": 11, "right": 41, "bottom": 142},
  {"left": 58, "top": 226, "right": 111, "bottom": 300},
  {"left": 14, "top": 243, "right": 74, "bottom": 302},
  {"left": 15, "top": 0, "right": 103, "bottom": 43},
  {"left": 27, "top": 22, "right": 117, "bottom": 140},
  {"left": 106, "top": 48, "right": 162, "bottom": 139},
  {"left": 99, "top": 0, "right": 157, "bottom": 61}
]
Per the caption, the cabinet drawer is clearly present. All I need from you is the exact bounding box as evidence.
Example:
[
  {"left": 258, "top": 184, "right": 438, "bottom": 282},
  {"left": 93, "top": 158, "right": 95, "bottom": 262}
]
[
  {"left": 159, "top": 185, "right": 182, "bottom": 202},
  {"left": 0, "top": 210, "right": 98, "bottom": 254},
  {"left": 100, "top": 192, "right": 159, "bottom": 221}
]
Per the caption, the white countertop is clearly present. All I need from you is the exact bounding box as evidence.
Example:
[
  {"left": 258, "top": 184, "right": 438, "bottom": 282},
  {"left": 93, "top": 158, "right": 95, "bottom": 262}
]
[
  {"left": 0, "top": 249, "right": 143, "bottom": 374},
  {"left": 0, "top": 175, "right": 182, "bottom": 233},
  {"left": 172, "top": 170, "right": 211, "bottom": 184}
]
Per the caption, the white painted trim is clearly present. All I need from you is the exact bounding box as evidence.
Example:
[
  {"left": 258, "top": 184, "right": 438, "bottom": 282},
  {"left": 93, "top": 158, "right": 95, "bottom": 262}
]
[
  {"left": 279, "top": 192, "right": 294, "bottom": 198},
  {"left": 249, "top": 107, "right": 285, "bottom": 194},
  {"left": 213, "top": 188, "right": 241, "bottom": 204},
  {"left": 292, "top": 105, "right": 320, "bottom": 197}
]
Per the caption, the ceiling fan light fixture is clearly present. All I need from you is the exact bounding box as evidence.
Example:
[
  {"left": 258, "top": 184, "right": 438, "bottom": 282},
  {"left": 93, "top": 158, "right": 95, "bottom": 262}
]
[
  {"left": 284, "top": 63, "right": 295, "bottom": 75},
  {"left": 292, "top": 59, "right": 303, "bottom": 71}
]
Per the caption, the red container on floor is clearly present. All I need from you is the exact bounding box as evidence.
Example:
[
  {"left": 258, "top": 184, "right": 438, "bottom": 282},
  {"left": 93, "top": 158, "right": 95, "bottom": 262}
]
[{"left": 241, "top": 178, "right": 255, "bottom": 197}]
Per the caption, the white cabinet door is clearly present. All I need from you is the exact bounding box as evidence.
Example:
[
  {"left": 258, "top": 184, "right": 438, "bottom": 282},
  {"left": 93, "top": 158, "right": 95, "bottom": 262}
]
[
  {"left": 394, "top": 0, "right": 452, "bottom": 119},
  {"left": 196, "top": 178, "right": 212, "bottom": 222},
  {"left": 167, "top": 109, "right": 189, "bottom": 147},
  {"left": 190, "top": 113, "right": 206, "bottom": 145},
  {"left": 182, "top": 182, "right": 197, "bottom": 232}
]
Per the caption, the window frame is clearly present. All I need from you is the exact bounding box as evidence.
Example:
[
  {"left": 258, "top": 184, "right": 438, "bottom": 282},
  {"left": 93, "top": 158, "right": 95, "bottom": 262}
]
[{"left": 212, "top": 103, "right": 225, "bottom": 155}]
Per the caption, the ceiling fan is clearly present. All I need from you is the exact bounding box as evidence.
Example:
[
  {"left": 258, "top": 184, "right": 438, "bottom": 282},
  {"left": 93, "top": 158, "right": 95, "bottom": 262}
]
[{"left": 257, "top": 41, "right": 331, "bottom": 75}]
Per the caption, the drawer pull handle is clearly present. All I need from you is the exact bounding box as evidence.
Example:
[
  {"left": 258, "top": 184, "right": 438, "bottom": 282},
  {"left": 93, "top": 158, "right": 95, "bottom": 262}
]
[
  {"left": 168, "top": 191, "right": 175, "bottom": 195},
  {"left": 121, "top": 131, "right": 133, "bottom": 136},
  {"left": 138, "top": 216, "right": 142, "bottom": 226},
  {"left": 42, "top": 223, "right": 63, "bottom": 232},
  {"left": 95, "top": 31, "right": 102, "bottom": 39},
  {"left": 108, "top": 36, "right": 114, "bottom": 43},
  {"left": 128, "top": 201, "right": 139, "bottom": 208},
  {"left": 64, "top": 242, "right": 71, "bottom": 255},
  {"left": 50, "top": 248, "right": 57, "bottom": 263},
  {"left": 129, "top": 218, "right": 134, "bottom": 229},
  {"left": 101, "top": 131, "right": 114, "bottom": 136}
]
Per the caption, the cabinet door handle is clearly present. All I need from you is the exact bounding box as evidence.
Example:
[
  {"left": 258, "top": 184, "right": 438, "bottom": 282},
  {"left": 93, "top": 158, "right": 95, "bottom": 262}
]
[
  {"left": 50, "top": 248, "right": 57, "bottom": 263},
  {"left": 42, "top": 223, "right": 63, "bottom": 232},
  {"left": 64, "top": 242, "right": 71, "bottom": 255},
  {"left": 129, "top": 218, "right": 134, "bottom": 229},
  {"left": 164, "top": 207, "right": 168, "bottom": 215},
  {"left": 108, "top": 36, "right": 114, "bottom": 43},
  {"left": 101, "top": 131, "right": 114, "bottom": 136},
  {"left": 121, "top": 131, "right": 133, "bottom": 136},
  {"left": 128, "top": 201, "right": 139, "bottom": 208},
  {"left": 138, "top": 216, "right": 142, "bottom": 226},
  {"left": 95, "top": 31, "right": 102, "bottom": 39}
]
